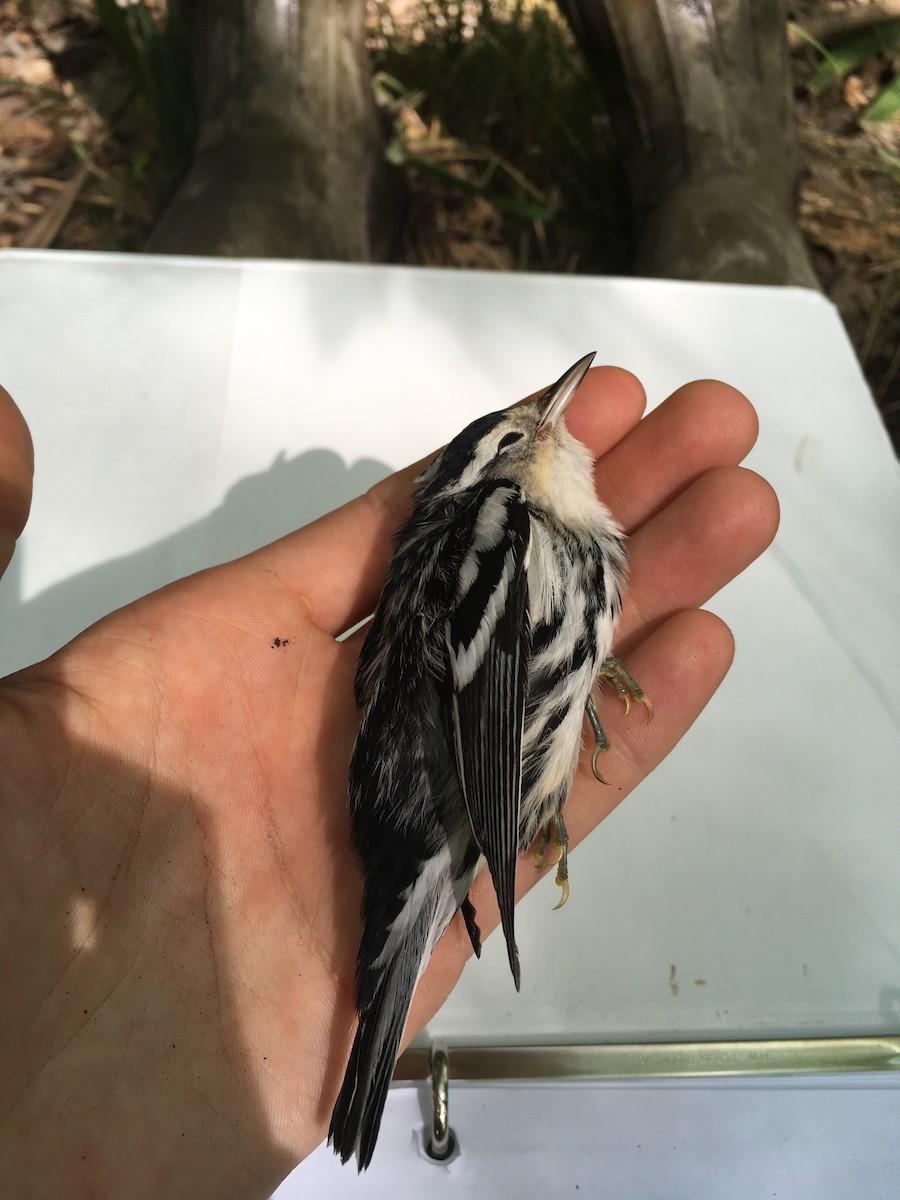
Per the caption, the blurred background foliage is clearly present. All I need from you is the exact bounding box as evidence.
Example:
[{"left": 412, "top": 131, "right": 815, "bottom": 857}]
[
  {"left": 369, "top": 0, "right": 630, "bottom": 274},
  {"left": 1, "top": 0, "right": 898, "bottom": 438}
]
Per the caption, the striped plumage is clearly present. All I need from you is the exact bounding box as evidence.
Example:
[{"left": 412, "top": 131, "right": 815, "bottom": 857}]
[
  {"left": 520, "top": 507, "right": 624, "bottom": 848},
  {"left": 329, "top": 355, "right": 627, "bottom": 1169}
]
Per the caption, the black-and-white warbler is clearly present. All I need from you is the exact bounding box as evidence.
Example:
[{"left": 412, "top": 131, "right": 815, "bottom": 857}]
[{"left": 329, "top": 354, "right": 650, "bottom": 1169}]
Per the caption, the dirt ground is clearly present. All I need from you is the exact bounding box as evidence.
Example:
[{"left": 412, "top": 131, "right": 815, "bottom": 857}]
[
  {"left": 2, "top": 0, "right": 898, "bottom": 449},
  {"left": 791, "top": 1, "right": 900, "bottom": 447}
]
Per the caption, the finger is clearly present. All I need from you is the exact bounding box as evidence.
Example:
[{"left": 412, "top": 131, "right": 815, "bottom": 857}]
[
  {"left": 547, "top": 609, "right": 735, "bottom": 879},
  {"left": 412, "top": 607, "right": 735, "bottom": 1026},
  {"left": 239, "top": 367, "right": 647, "bottom": 636},
  {"left": 616, "top": 466, "right": 780, "bottom": 654},
  {"left": 597, "top": 380, "right": 759, "bottom": 534},
  {"left": 0, "top": 385, "right": 35, "bottom": 579},
  {"left": 549, "top": 365, "right": 647, "bottom": 453}
]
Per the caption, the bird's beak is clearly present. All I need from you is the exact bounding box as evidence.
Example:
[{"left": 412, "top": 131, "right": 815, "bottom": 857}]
[{"left": 536, "top": 352, "right": 597, "bottom": 431}]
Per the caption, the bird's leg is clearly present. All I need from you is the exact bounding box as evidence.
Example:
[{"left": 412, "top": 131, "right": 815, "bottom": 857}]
[
  {"left": 552, "top": 811, "right": 570, "bottom": 910},
  {"left": 597, "top": 657, "right": 654, "bottom": 721},
  {"left": 533, "top": 816, "right": 570, "bottom": 907},
  {"left": 586, "top": 663, "right": 652, "bottom": 782},
  {"left": 585, "top": 691, "right": 611, "bottom": 784}
]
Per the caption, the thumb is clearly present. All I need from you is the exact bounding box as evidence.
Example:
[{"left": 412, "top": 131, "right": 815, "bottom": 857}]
[{"left": 0, "top": 385, "right": 35, "bottom": 581}]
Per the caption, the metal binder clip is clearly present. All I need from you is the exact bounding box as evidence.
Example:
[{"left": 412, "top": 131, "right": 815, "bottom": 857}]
[{"left": 426, "top": 1041, "right": 453, "bottom": 1161}]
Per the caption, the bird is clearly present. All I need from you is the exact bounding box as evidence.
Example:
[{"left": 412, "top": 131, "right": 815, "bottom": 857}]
[{"left": 328, "top": 353, "right": 650, "bottom": 1169}]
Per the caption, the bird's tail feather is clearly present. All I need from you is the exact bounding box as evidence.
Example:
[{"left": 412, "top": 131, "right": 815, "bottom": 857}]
[{"left": 329, "top": 902, "right": 434, "bottom": 1171}]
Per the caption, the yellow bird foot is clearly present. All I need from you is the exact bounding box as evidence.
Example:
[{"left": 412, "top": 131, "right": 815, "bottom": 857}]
[
  {"left": 553, "top": 868, "right": 570, "bottom": 911},
  {"left": 585, "top": 662, "right": 654, "bottom": 783},
  {"left": 533, "top": 820, "right": 563, "bottom": 870},
  {"left": 550, "top": 812, "right": 570, "bottom": 910},
  {"left": 598, "top": 657, "right": 654, "bottom": 722}
]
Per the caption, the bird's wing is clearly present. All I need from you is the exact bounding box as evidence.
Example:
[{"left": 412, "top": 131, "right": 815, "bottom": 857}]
[{"left": 446, "top": 481, "right": 531, "bottom": 990}]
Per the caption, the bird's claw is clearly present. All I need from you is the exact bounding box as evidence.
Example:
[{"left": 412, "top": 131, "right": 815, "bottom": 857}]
[
  {"left": 534, "top": 823, "right": 563, "bottom": 869},
  {"left": 534, "top": 843, "right": 563, "bottom": 870},
  {"left": 538, "top": 814, "right": 569, "bottom": 910},
  {"left": 586, "top": 691, "right": 610, "bottom": 783},
  {"left": 553, "top": 851, "right": 570, "bottom": 909},
  {"left": 534, "top": 817, "right": 571, "bottom": 908},
  {"left": 598, "top": 657, "right": 653, "bottom": 723},
  {"left": 591, "top": 746, "right": 609, "bottom": 785},
  {"left": 585, "top": 662, "right": 653, "bottom": 783}
]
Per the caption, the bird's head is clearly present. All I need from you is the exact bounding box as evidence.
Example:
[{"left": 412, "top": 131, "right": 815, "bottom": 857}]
[{"left": 419, "top": 353, "right": 599, "bottom": 519}]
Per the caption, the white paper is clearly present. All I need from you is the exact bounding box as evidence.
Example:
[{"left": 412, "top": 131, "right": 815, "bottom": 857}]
[{"left": 0, "top": 250, "right": 898, "bottom": 1050}]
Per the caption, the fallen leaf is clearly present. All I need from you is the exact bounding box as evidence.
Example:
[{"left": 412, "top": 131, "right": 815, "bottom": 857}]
[{"left": 843, "top": 74, "right": 870, "bottom": 110}]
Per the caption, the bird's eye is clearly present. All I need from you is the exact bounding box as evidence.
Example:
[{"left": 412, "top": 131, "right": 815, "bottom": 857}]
[{"left": 498, "top": 431, "right": 523, "bottom": 452}]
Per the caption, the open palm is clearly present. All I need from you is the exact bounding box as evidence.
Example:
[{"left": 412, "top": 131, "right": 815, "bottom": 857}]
[{"left": 0, "top": 369, "right": 777, "bottom": 1199}]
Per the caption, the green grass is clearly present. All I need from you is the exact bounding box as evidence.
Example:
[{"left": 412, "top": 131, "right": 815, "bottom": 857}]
[
  {"left": 794, "top": 16, "right": 900, "bottom": 123},
  {"left": 92, "top": 0, "right": 196, "bottom": 187},
  {"left": 372, "top": 0, "right": 630, "bottom": 273}
]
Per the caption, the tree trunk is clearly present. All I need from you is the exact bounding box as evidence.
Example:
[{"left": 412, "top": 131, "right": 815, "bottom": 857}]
[
  {"left": 145, "top": 0, "right": 404, "bottom": 260},
  {"left": 557, "top": 0, "right": 819, "bottom": 287}
]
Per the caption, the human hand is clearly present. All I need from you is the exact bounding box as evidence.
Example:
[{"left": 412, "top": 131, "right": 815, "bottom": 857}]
[{"left": 0, "top": 370, "right": 778, "bottom": 1198}]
